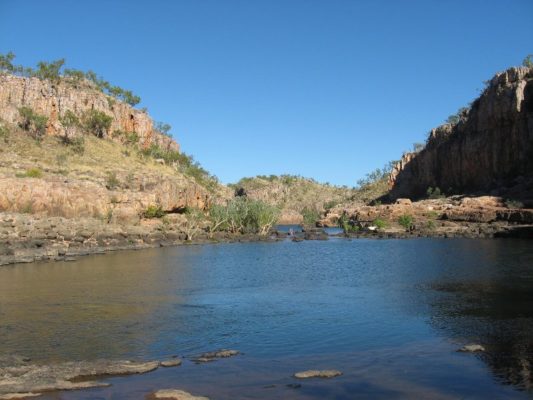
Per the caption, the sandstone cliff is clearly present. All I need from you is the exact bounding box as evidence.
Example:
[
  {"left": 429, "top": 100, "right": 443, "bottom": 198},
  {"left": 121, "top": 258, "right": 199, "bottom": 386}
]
[
  {"left": 0, "top": 74, "right": 177, "bottom": 151},
  {"left": 389, "top": 66, "right": 533, "bottom": 200}
]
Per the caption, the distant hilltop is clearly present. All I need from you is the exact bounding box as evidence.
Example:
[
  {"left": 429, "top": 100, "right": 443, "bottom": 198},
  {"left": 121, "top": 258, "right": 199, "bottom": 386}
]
[
  {"left": 0, "top": 53, "right": 178, "bottom": 153},
  {"left": 389, "top": 64, "right": 533, "bottom": 202}
]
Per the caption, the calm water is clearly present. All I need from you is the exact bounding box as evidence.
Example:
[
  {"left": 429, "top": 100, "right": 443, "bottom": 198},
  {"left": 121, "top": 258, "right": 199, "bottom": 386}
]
[{"left": 1, "top": 238, "right": 532, "bottom": 399}]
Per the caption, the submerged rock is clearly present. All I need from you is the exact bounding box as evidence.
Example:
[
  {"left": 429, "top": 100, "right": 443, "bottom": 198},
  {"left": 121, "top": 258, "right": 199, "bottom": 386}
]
[
  {"left": 160, "top": 359, "right": 182, "bottom": 367},
  {"left": 193, "top": 349, "right": 239, "bottom": 363},
  {"left": 458, "top": 344, "right": 486, "bottom": 352},
  {"left": 294, "top": 370, "right": 342, "bottom": 379},
  {"left": 0, "top": 358, "right": 159, "bottom": 397},
  {"left": 150, "top": 389, "right": 209, "bottom": 400}
]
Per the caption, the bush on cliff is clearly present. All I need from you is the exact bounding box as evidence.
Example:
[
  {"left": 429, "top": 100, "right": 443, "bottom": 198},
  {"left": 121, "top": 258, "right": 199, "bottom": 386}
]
[
  {"left": 143, "top": 205, "right": 165, "bottom": 219},
  {"left": 302, "top": 206, "right": 320, "bottom": 227},
  {"left": 18, "top": 107, "right": 48, "bottom": 140},
  {"left": 83, "top": 110, "right": 113, "bottom": 138}
]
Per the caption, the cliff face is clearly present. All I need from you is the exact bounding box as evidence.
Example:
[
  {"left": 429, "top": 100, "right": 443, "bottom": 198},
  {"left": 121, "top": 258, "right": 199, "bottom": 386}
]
[
  {"left": 0, "top": 74, "right": 178, "bottom": 151},
  {"left": 389, "top": 66, "right": 533, "bottom": 200}
]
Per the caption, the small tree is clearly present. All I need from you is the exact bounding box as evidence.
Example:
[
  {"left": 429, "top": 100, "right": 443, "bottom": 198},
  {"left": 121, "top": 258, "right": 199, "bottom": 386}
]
[
  {"left": 83, "top": 109, "right": 112, "bottom": 138},
  {"left": 523, "top": 54, "right": 533, "bottom": 68},
  {"left": 301, "top": 206, "right": 320, "bottom": 227},
  {"left": 59, "top": 110, "right": 80, "bottom": 141},
  {"left": 18, "top": 107, "right": 48, "bottom": 140},
  {"left": 398, "top": 214, "right": 413, "bottom": 230},
  {"left": 0, "top": 51, "right": 16, "bottom": 74},
  {"left": 155, "top": 121, "right": 172, "bottom": 136},
  {"left": 35, "top": 59, "right": 65, "bottom": 84}
]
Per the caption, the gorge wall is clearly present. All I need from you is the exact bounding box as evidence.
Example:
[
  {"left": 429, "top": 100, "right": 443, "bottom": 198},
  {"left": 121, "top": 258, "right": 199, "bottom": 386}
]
[
  {"left": 0, "top": 74, "right": 178, "bottom": 151},
  {"left": 389, "top": 66, "right": 533, "bottom": 201}
]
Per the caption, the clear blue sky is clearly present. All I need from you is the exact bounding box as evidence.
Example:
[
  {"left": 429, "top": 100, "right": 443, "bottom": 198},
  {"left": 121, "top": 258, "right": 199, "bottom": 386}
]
[{"left": 1, "top": 0, "right": 532, "bottom": 186}]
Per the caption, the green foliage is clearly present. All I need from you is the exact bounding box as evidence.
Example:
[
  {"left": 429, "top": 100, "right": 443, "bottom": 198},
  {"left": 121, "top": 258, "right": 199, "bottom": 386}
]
[
  {"left": 183, "top": 208, "right": 205, "bottom": 240},
  {"left": 357, "top": 160, "right": 396, "bottom": 188},
  {"left": 0, "top": 120, "right": 9, "bottom": 142},
  {"left": 413, "top": 142, "right": 425, "bottom": 153},
  {"left": 426, "top": 220, "right": 436, "bottom": 230},
  {"left": 0, "top": 52, "right": 141, "bottom": 107},
  {"left": 505, "top": 199, "right": 524, "bottom": 209},
  {"left": 523, "top": 54, "right": 533, "bottom": 68},
  {"left": 0, "top": 51, "right": 16, "bottom": 74},
  {"left": 18, "top": 107, "right": 48, "bottom": 140},
  {"left": 82, "top": 109, "right": 112, "bottom": 138},
  {"left": 209, "top": 197, "right": 279, "bottom": 235},
  {"left": 398, "top": 214, "right": 413, "bottom": 230},
  {"left": 426, "top": 186, "right": 445, "bottom": 199},
  {"left": 301, "top": 206, "right": 320, "bottom": 227},
  {"left": 324, "top": 200, "right": 339, "bottom": 211},
  {"left": 143, "top": 205, "right": 165, "bottom": 218},
  {"left": 155, "top": 121, "right": 172, "bottom": 136},
  {"left": 18, "top": 167, "right": 43, "bottom": 178},
  {"left": 338, "top": 213, "right": 359, "bottom": 234},
  {"left": 105, "top": 171, "right": 120, "bottom": 190},
  {"left": 373, "top": 218, "right": 387, "bottom": 229},
  {"left": 112, "top": 130, "right": 139, "bottom": 145},
  {"left": 446, "top": 106, "right": 469, "bottom": 125},
  {"left": 34, "top": 59, "right": 65, "bottom": 83}
]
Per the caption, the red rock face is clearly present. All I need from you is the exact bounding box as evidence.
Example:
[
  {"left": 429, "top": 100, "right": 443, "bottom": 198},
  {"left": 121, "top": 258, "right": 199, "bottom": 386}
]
[
  {"left": 389, "top": 66, "right": 533, "bottom": 200},
  {"left": 0, "top": 75, "right": 179, "bottom": 152}
]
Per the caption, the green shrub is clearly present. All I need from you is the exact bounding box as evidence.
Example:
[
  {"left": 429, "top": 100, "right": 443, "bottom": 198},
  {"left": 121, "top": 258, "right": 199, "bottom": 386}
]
[
  {"left": 34, "top": 59, "right": 65, "bottom": 84},
  {"left": 398, "top": 214, "right": 413, "bottom": 230},
  {"left": 338, "top": 213, "right": 359, "bottom": 233},
  {"left": 155, "top": 121, "right": 172, "bottom": 137},
  {"left": 523, "top": 54, "right": 533, "bottom": 68},
  {"left": 82, "top": 109, "right": 112, "bottom": 138},
  {"left": 0, "top": 122, "right": 8, "bottom": 142},
  {"left": 18, "top": 167, "right": 43, "bottom": 178},
  {"left": 426, "top": 187, "right": 445, "bottom": 199},
  {"left": 373, "top": 218, "right": 387, "bottom": 229},
  {"left": 505, "top": 199, "right": 524, "bottom": 209},
  {"left": 18, "top": 107, "right": 48, "bottom": 140},
  {"left": 105, "top": 171, "right": 120, "bottom": 190},
  {"left": 426, "top": 220, "right": 436, "bottom": 230},
  {"left": 209, "top": 197, "right": 279, "bottom": 235},
  {"left": 59, "top": 110, "right": 80, "bottom": 139},
  {"left": 301, "top": 207, "right": 320, "bottom": 227},
  {"left": 143, "top": 205, "right": 165, "bottom": 219}
]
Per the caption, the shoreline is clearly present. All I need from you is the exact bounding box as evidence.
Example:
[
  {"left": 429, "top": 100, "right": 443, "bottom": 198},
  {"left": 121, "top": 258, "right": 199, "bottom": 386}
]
[{"left": 1, "top": 211, "right": 532, "bottom": 267}]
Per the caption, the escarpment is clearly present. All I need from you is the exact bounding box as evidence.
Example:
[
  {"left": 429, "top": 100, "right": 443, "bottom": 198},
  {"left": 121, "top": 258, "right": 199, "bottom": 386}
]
[
  {"left": 0, "top": 74, "right": 178, "bottom": 151},
  {"left": 389, "top": 66, "right": 533, "bottom": 200}
]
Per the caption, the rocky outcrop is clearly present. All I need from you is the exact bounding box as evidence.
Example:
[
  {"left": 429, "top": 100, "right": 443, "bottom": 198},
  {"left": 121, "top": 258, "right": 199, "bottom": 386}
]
[
  {"left": 389, "top": 66, "right": 533, "bottom": 200},
  {"left": 0, "top": 74, "right": 178, "bottom": 151}
]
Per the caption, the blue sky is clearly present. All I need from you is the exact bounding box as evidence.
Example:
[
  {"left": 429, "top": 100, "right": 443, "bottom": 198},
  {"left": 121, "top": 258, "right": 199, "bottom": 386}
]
[{"left": 1, "top": 0, "right": 532, "bottom": 186}]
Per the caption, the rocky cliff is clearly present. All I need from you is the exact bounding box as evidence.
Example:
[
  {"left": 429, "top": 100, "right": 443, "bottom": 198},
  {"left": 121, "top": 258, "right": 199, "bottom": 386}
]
[
  {"left": 0, "top": 74, "right": 178, "bottom": 151},
  {"left": 389, "top": 66, "right": 533, "bottom": 200}
]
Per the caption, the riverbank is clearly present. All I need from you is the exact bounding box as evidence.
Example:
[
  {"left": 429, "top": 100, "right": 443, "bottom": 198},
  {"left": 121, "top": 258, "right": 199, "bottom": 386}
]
[{"left": 2, "top": 196, "right": 533, "bottom": 266}]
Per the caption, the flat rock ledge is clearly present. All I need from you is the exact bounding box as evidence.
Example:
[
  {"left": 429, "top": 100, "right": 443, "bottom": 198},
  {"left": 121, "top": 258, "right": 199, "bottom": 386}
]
[
  {"left": 294, "top": 370, "right": 342, "bottom": 379},
  {"left": 193, "top": 349, "right": 239, "bottom": 363},
  {"left": 149, "top": 389, "right": 209, "bottom": 400},
  {"left": 0, "top": 357, "right": 175, "bottom": 398},
  {"left": 458, "top": 344, "right": 485, "bottom": 353}
]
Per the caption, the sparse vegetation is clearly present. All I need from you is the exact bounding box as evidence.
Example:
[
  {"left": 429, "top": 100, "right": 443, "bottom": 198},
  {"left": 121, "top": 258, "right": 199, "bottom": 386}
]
[
  {"left": 155, "top": 121, "right": 172, "bottom": 137},
  {"left": 18, "top": 107, "right": 48, "bottom": 140},
  {"left": 338, "top": 213, "right": 359, "bottom": 234},
  {"left": 523, "top": 54, "right": 533, "bottom": 68},
  {"left": 143, "top": 205, "right": 166, "bottom": 219},
  {"left": 426, "top": 187, "right": 445, "bottom": 199},
  {"left": 301, "top": 207, "right": 320, "bottom": 227},
  {"left": 183, "top": 208, "right": 204, "bottom": 240},
  {"left": 105, "top": 171, "right": 120, "bottom": 190},
  {"left": 446, "top": 106, "right": 469, "bottom": 125},
  {"left": 373, "top": 218, "right": 387, "bottom": 229},
  {"left": 208, "top": 197, "right": 279, "bottom": 236},
  {"left": 0, "top": 52, "right": 141, "bottom": 106},
  {"left": 17, "top": 167, "right": 43, "bottom": 178},
  {"left": 505, "top": 199, "right": 524, "bottom": 209},
  {"left": 398, "top": 214, "right": 413, "bottom": 230},
  {"left": 83, "top": 109, "right": 112, "bottom": 138}
]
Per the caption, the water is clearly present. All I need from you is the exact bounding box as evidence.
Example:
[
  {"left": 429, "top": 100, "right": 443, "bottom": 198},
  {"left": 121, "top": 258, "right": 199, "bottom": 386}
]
[{"left": 1, "top": 238, "right": 532, "bottom": 399}]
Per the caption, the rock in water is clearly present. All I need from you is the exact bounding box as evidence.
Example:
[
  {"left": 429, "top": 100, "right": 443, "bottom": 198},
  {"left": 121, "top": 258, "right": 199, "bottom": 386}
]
[
  {"left": 294, "top": 370, "right": 342, "bottom": 379},
  {"left": 193, "top": 349, "right": 239, "bottom": 362},
  {"left": 458, "top": 344, "right": 485, "bottom": 352},
  {"left": 160, "top": 359, "right": 182, "bottom": 367},
  {"left": 151, "top": 389, "right": 209, "bottom": 400}
]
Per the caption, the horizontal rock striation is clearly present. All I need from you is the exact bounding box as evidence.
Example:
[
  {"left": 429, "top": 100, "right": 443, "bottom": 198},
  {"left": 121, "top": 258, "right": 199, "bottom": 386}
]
[
  {"left": 0, "top": 74, "right": 178, "bottom": 151},
  {"left": 389, "top": 66, "right": 533, "bottom": 200}
]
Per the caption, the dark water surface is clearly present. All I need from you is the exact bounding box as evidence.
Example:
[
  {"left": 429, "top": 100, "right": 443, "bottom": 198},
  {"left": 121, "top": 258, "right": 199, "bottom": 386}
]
[{"left": 1, "top": 238, "right": 532, "bottom": 399}]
